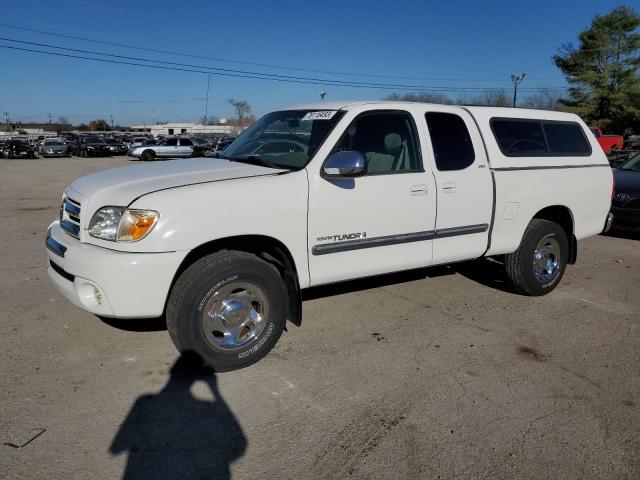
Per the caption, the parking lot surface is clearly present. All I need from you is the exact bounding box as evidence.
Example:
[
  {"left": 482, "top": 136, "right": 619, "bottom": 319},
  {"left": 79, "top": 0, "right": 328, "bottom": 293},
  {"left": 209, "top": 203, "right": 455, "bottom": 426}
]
[{"left": 1, "top": 156, "right": 639, "bottom": 479}]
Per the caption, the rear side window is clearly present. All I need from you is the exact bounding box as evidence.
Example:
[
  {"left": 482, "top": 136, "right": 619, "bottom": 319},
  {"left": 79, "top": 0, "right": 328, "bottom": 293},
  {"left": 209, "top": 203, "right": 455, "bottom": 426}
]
[
  {"left": 491, "top": 118, "right": 591, "bottom": 157},
  {"left": 425, "top": 112, "right": 475, "bottom": 171},
  {"left": 543, "top": 122, "right": 591, "bottom": 155}
]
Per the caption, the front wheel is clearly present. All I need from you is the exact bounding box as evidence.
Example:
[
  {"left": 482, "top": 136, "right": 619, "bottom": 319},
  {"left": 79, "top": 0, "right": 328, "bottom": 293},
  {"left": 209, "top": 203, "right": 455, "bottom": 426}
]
[
  {"left": 504, "top": 219, "right": 568, "bottom": 296},
  {"left": 166, "top": 251, "right": 289, "bottom": 371}
]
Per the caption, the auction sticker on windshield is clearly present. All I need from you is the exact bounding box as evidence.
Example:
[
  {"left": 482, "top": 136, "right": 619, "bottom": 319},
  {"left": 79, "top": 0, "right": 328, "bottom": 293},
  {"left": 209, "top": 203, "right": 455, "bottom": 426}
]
[{"left": 302, "top": 111, "right": 337, "bottom": 120}]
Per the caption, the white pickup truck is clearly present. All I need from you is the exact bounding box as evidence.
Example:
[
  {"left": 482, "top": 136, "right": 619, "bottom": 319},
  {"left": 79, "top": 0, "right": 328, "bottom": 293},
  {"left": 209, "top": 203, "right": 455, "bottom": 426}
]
[{"left": 46, "top": 101, "right": 613, "bottom": 371}]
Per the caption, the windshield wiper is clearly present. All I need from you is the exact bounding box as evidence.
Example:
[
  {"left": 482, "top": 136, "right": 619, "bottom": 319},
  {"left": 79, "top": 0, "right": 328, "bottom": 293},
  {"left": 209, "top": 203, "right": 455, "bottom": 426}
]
[{"left": 227, "top": 155, "right": 283, "bottom": 170}]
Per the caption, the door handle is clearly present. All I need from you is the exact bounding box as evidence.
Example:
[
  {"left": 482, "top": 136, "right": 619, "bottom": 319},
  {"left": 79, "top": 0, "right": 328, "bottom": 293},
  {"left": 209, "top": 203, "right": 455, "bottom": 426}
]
[
  {"left": 410, "top": 184, "right": 428, "bottom": 196},
  {"left": 442, "top": 182, "right": 456, "bottom": 193}
]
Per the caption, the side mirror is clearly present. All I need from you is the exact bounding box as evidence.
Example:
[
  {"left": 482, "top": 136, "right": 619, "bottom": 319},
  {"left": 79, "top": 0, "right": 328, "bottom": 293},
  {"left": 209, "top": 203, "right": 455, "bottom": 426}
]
[{"left": 323, "top": 151, "right": 367, "bottom": 178}]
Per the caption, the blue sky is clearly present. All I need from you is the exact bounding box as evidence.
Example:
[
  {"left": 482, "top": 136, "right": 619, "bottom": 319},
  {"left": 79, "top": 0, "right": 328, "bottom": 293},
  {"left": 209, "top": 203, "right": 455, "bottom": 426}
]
[{"left": 0, "top": 0, "right": 630, "bottom": 126}]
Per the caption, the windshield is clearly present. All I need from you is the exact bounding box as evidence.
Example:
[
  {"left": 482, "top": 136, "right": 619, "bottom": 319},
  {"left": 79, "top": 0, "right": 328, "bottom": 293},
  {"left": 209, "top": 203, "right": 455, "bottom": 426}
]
[
  {"left": 222, "top": 109, "right": 345, "bottom": 170},
  {"left": 620, "top": 153, "right": 640, "bottom": 172},
  {"left": 85, "top": 136, "right": 105, "bottom": 144},
  {"left": 45, "top": 139, "right": 65, "bottom": 145}
]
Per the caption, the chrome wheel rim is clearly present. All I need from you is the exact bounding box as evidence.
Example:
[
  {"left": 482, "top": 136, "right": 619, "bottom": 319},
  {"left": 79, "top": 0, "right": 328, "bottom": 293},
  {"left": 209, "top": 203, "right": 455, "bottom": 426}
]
[
  {"left": 200, "top": 281, "right": 269, "bottom": 352},
  {"left": 532, "top": 235, "right": 560, "bottom": 283}
]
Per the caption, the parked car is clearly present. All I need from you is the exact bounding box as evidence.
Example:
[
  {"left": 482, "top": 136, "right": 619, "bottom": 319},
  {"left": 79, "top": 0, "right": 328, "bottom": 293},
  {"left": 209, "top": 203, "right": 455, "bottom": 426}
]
[
  {"left": 611, "top": 152, "right": 640, "bottom": 229},
  {"left": 0, "top": 139, "right": 7, "bottom": 158},
  {"left": 72, "top": 135, "right": 110, "bottom": 157},
  {"left": 590, "top": 127, "right": 623, "bottom": 154},
  {"left": 105, "top": 138, "right": 128, "bottom": 156},
  {"left": 46, "top": 102, "right": 612, "bottom": 371},
  {"left": 6, "top": 138, "right": 37, "bottom": 159},
  {"left": 129, "top": 136, "right": 201, "bottom": 160},
  {"left": 40, "top": 138, "right": 70, "bottom": 157},
  {"left": 214, "top": 136, "right": 237, "bottom": 151}
]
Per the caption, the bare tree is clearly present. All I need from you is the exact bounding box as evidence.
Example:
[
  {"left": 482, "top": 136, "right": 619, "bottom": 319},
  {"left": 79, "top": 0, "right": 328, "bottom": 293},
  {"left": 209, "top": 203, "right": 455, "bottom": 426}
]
[
  {"left": 199, "top": 116, "right": 219, "bottom": 125},
  {"left": 57, "top": 116, "right": 69, "bottom": 124},
  {"left": 521, "top": 89, "right": 566, "bottom": 111},
  {"left": 228, "top": 99, "right": 252, "bottom": 132},
  {"left": 386, "top": 92, "right": 453, "bottom": 104}
]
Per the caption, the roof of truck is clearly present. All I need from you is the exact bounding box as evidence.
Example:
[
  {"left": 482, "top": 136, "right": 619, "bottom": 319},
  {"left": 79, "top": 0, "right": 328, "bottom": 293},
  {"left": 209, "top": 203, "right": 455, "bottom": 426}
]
[{"left": 286, "top": 101, "right": 582, "bottom": 121}]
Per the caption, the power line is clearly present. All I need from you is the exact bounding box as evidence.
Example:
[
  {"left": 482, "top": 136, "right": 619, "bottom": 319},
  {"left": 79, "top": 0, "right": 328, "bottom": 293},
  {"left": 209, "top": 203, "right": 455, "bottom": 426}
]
[
  {"left": 0, "top": 40, "right": 568, "bottom": 93},
  {"left": 0, "top": 22, "right": 560, "bottom": 83}
]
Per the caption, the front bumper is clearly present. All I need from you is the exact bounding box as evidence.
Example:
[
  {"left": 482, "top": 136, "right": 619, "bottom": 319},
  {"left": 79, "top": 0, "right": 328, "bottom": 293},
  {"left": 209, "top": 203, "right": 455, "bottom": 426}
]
[{"left": 46, "top": 220, "right": 188, "bottom": 318}]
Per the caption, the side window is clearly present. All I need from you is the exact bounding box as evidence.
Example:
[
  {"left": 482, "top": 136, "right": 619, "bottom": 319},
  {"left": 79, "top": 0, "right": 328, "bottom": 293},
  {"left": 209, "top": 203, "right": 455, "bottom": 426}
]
[
  {"left": 180, "top": 138, "right": 193, "bottom": 146},
  {"left": 425, "top": 112, "right": 475, "bottom": 171},
  {"left": 165, "top": 138, "right": 178, "bottom": 146},
  {"left": 332, "top": 111, "right": 421, "bottom": 174},
  {"left": 491, "top": 118, "right": 591, "bottom": 157},
  {"left": 491, "top": 119, "right": 547, "bottom": 156},
  {"left": 543, "top": 122, "right": 591, "bottom": 156}
]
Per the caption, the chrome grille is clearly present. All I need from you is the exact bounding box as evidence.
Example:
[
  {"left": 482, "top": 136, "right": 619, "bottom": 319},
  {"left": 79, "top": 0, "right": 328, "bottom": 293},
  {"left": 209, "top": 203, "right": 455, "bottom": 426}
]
[{"left": 60, "top": 196, "right": 81, "bottom": 238}]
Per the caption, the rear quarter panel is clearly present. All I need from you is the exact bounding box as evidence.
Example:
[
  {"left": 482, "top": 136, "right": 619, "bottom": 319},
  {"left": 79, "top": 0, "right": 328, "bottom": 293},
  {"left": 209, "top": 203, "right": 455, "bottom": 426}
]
[{"left": 465, "top": 107, "right": 612, "bottom": 255}]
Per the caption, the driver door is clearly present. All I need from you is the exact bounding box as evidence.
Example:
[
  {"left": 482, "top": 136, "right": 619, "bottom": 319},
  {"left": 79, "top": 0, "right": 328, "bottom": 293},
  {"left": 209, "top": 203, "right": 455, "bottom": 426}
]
[{"left": 307, "top": 110, "right": 437, "bottom": 286}]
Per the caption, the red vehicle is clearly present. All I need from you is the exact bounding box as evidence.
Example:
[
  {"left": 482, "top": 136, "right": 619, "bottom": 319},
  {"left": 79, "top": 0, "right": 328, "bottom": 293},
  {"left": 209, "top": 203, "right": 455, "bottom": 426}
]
[{"left": 590, "top": 127, "right": 623, "bottom": 154}]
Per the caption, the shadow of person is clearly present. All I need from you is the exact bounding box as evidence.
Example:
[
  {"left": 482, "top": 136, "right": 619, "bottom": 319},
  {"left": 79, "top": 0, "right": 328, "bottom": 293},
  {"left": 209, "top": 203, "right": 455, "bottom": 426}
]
[{"left": 110, "top": 351, "right": 247, "bottom": 480}]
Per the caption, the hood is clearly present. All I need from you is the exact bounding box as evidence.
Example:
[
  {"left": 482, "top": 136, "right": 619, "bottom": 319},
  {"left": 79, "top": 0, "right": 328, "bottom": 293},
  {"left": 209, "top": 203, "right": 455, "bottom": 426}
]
[
  {"left": 67, "top": 157, "right": 284, "bottom": 221},
  {"left": 613, "top": 168, "right": 640, "bottom": 193}
]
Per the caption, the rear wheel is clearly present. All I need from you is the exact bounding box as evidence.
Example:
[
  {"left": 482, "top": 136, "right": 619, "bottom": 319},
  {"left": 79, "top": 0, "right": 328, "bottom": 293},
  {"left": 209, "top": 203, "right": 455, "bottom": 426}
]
[
  {"left": 504, "top": 219, "right": 568, "bottom": 296},
  {"left": 166, "top": 250, "right": 289, "bottom": 371},
  {"left": 141, "top": 149, "right": 155, "bottom": 161}
]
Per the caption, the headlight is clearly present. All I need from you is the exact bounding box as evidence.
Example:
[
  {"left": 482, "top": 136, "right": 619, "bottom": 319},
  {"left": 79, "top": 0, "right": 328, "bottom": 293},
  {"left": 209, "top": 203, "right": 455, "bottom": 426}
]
[
  {"left": 88, "top": 207, "right": 159, "bottom": 242},
  {"left": 45, "top": 149, "right": 53, "bottom": 153}
]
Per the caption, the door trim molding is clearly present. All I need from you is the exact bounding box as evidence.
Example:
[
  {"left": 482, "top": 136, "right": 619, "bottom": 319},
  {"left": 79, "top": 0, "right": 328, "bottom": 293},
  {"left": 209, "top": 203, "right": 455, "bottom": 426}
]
[{"left": 311, "top": 223, "right": 488, "bottom": 256}]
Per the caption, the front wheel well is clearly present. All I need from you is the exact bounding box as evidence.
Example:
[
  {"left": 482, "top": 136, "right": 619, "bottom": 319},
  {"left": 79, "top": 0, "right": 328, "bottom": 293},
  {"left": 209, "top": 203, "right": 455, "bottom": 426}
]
[
  {"left": 168, "top": 235, "right": 302, "bottom": 326},
  {"left": 532, "top": 205, "right": 577, "bottom": 264}
]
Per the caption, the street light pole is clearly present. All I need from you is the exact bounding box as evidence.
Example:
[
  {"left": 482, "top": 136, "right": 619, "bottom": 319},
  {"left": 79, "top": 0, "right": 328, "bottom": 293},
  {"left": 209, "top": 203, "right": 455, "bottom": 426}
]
[
  {"left": 511, "top": 73, "right": 526, "bottom": 108},
  {"left": 204, "top": 74, "right": 211, "bottom": 134}
]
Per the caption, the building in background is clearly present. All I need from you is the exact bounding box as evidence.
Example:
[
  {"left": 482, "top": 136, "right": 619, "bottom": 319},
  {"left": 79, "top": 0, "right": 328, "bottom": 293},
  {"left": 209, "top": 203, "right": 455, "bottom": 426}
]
[{"left": 129, "top": 123, "right": 236, "bottom": 136}]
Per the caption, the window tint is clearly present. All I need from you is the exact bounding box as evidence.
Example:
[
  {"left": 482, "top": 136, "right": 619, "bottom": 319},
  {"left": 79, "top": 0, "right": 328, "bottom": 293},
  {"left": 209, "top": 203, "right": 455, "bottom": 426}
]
[
  {"left": 332, "top": 111, "right": 420, "bottom": 174},
  {"left": 491, "top": 118, "right": 591, "bottom": 157},
  {"left": 491, "top": 119, "right": 547, "bottom": 156},
  {"left": 164, "top": 138, "right": 178, "bottom": 146},
  {"left": 425, "top": 112, "right": 475, "bottom": 171},
  {"left": 543, "top": 122, "right": 591, "bottom": 155},
  {"left": 179, "top": 138, "right": 193, "bottom": 146}
]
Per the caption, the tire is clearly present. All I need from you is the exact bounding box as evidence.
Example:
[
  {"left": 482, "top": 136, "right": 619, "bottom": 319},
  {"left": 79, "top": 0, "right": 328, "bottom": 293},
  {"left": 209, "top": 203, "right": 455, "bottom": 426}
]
[
  {"left": 141, "top": 149, "right": 155, "bottom": 161},
  {"left": 166, "top": 250, "right": 289, "bottom": 372},
  {"left": 504, "top": 219, "right": 568, "bottom": 296}
]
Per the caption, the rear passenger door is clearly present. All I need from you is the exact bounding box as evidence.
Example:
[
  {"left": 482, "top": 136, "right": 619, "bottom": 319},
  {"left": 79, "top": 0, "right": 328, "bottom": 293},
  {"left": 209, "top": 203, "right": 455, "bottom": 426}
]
[
  {"left": 423, "top": 107, "right": 493, "bottom": 263},
  {"left": 178, "top": 138, "right": 195, "bottom": 157}
]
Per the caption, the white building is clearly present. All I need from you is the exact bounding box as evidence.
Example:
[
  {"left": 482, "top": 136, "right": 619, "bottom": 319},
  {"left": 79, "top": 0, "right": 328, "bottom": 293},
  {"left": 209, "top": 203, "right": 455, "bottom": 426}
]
[{"left": 130, "top": 123, "right": 237, "bottom": 136}]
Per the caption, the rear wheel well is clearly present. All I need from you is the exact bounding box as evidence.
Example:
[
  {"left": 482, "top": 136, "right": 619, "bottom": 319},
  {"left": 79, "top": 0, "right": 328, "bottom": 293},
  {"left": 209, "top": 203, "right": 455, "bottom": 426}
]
[
  {"left": 169, "top": 235, "right": 302, "bottom": 326},
  {"left": 532, "top": 206, "right": 577, "bottom": 264}
]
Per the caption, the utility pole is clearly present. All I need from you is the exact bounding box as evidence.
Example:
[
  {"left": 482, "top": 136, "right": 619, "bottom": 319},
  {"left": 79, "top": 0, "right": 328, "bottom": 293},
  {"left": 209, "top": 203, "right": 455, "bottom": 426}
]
[
  {"left": 511, "top": 73, "right": 526, "bottom": 108},
  {"left": 48, "top": 112, "right": 52, "bottom": 124},
  {"left": 110, "top": 114, "right": 114, "bottom": 130},
  {"left": 204, "top": 74, "right": 211, "bottom": 133},
  {"left": 3, "top": 112, "right": 8, "bottom": 130}
]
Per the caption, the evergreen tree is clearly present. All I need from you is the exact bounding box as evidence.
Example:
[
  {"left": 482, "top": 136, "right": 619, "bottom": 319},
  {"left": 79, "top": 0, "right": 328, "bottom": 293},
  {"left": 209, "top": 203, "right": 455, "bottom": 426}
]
[{"left": 554, "top": 5, "right": 640, "bottom": 134}]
